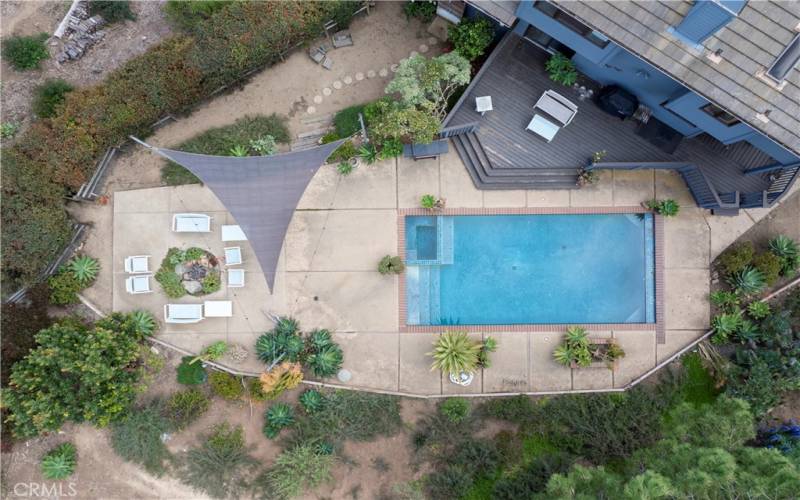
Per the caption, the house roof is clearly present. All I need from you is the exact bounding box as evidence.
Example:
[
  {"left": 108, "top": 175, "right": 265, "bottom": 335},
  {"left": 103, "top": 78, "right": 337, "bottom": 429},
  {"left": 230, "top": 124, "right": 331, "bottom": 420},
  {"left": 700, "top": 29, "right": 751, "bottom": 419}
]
[
  {"left": 150, "top": 140, "right": 346, "bottom": 292},
  {"left": 469, "top": 0, "right": 520, "bottom": 26},
  {"left": 554, "top": 0, "right": 800, "bottom": 157}
]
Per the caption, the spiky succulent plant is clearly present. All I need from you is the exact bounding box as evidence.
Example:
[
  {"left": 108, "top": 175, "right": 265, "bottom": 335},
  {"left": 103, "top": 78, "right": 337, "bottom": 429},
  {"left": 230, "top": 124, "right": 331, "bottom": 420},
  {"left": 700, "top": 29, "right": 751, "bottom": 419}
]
[
  {"left": 299, "top": 389, "right": 325, "bottom": 413},
  {"left": 728, "top": 266, "right": 766, "bottom": 297},
  {"left": 428, "top": 331, "right": 481, "bottom": 375},
  {"left": 68, "top": 255, "right": 99, "bottom": 285},
  {"left": 130, "top": 310, "right": 157, "bottom": 336},
  {"left": 306, "top": 344, "right": 344, "bottom": 378},
  {"left": 263, "top": 403, "right": 294, "bottom": 439},
  {"left": 711, "top": 312, "right": 743, "bottom": 344},
  {"left": 41, "top": 443, "right": 77, "bottom": 480},
  {"left": 747, "top": 301, "right": 771, "bottom": 320}
]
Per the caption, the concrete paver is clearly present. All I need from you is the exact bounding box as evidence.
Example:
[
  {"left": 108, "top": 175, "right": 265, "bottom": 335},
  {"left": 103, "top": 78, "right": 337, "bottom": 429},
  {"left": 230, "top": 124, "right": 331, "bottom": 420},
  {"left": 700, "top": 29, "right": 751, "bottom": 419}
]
[
  {"left": 570, "top": 170, "right": 613, "bottom": 207},
  {"left": 399, "top": 333, "right": 442, "bottom": 394},
  {"left": 663, "top": 208, "right": 710, "bottom": 269},
  {"left": 613, "top": 330, "right": 656, "bottom": 387},
  {"left": 613, "top": 169, "right": 654, "bottom": 206},
  {"left": 526, "top": 189, "right": 571, "bottom": 207},
  {"left": 482, "top": 333, "right": 530, "bottom": 393},
  {"left": 483, "top": 189, "right": 526, "bottom": 207},
  {"left": 439, "top": 151, "right": 483, "bottom": 207},
  {"left": 333, "top": 332, "right": 400, "bottom": 391},
  {"left": 397, "top": 156, "right": 440, "bottom": 208},
  {"left": 530, "top": 333, "right": 572, "bottom": 391},
  {"left": 665, "top": 269, "right": 710, "bottom": 330}
]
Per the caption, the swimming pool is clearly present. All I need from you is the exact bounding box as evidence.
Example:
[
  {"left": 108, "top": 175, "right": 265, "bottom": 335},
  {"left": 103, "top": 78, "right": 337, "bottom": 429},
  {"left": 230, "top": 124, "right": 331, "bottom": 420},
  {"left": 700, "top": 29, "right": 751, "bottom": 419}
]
[{"left": 404, "top": 213, "right": 656, "bottom": 326}]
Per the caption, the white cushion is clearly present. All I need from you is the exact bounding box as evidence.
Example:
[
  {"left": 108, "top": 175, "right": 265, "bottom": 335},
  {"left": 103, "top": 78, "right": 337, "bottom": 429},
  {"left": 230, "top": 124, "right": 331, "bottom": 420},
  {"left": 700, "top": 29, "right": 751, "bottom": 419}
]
[
  {"left": 173, "top": 214, "right": 211, "bottom": 232},
  {"left": 221, "top": 225, "right": 247, "bottom": 241},
  {"left": 203, "top": 300, "right": 233, "bottom": 317},
  {"left": 228, "top": 269, "right": 245, "bottom": 288},
  {"left": 224, "top": 247, "right": 242, "bottom": 266}
]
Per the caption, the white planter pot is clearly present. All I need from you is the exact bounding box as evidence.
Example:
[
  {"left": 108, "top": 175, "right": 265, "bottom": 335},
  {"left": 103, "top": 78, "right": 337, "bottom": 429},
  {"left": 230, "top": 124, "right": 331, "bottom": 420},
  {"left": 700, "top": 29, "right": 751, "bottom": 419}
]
[{"left": 449, "top": 371, "right": 474, "bottom": 386}]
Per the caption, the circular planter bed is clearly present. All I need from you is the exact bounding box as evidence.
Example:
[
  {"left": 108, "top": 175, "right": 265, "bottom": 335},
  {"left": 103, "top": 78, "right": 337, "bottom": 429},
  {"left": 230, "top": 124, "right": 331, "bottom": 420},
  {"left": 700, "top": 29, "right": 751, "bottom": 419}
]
[{"left": 155, "top": 247, "right": 221, "bottom": 298}]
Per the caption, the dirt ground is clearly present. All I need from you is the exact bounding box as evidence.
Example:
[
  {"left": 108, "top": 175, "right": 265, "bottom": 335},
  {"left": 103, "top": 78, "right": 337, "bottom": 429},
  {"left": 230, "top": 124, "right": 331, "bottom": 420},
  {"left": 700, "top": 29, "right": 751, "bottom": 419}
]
[
  {"left": 0, "top": 345, "right": 442, "bottom": 500},
  {"left": 0, "top": 0, "right": 172, "bottom": 134},
  {"left": 74, "top": 0, "right": 440, "bottom": 314}
]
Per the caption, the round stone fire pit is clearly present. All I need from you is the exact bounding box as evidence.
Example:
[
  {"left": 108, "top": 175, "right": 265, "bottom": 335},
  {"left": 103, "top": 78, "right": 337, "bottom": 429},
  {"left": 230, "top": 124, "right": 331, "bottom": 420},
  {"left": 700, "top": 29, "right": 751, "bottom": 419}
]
[{"left": 155, "top": 247, "right": 221, "bottom": 298}]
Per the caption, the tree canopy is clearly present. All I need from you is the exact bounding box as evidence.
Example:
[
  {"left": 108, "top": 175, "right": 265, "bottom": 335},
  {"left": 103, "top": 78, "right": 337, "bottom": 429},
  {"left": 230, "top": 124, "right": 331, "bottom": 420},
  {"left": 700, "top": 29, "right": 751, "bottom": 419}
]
[{"left": 385, "top": 52, "right": 471, "bottom": 119}]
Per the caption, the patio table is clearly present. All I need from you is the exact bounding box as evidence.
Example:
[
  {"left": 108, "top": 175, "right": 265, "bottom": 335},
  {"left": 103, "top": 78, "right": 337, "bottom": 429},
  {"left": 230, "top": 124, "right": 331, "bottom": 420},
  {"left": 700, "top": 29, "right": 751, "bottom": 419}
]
[
  {"left": 475, "top": 96, "right": 493, "bottom": 116},
  {"left": 203, "top": 300, "right": 233, "bottom": 317}
]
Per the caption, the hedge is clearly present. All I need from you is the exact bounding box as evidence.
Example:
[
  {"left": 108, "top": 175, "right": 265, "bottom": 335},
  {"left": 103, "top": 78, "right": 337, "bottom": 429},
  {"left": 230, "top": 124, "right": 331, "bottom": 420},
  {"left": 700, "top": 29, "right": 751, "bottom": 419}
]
[{"left": 1, "top": 1, "right": 362, "bottom": 295}]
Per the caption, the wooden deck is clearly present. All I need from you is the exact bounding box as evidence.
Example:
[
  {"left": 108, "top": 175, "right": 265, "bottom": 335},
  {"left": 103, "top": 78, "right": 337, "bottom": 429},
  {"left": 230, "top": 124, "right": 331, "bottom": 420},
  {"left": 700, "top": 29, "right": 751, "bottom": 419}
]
[{"left": 444, "top": 33, "right": 774, "bottom": 196}]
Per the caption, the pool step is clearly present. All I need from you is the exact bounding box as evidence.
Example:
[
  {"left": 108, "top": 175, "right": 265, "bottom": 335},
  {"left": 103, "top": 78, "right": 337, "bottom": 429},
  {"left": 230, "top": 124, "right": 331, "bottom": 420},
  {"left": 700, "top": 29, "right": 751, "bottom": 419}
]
[
  {"left": 451, "top": 133, "right": 580, "bottom": 189},
  {"left": 644, "top": 213, "right": 656, "bottom": 324},
  {"left": 437, "top": 216, "right": 454, "bottom": 265}
]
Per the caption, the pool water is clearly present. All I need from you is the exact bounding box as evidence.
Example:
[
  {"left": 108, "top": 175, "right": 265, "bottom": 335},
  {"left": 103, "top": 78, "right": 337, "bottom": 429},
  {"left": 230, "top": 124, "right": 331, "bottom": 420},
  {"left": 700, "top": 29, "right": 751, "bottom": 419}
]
[{"left": 405, "top": 214, "right": 655, "bottom": 326}]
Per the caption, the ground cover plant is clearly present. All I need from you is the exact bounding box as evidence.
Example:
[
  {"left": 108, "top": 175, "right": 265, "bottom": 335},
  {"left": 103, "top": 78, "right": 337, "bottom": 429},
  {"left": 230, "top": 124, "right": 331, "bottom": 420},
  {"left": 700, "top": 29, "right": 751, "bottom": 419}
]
[
  {"left": 89, "top": 1, "right": 136, "bottom": 24},
  {"left": 162, "top": 114, "right": 290, "bottom": 185},
  {"left": 40, "top": 443, "right": 77, "bottom": 480},
  {"left": 253, "top": 443, "right": 335, "bottom": 499},
  {"left": 163, "top": 388, "right": 211, "bottom": 430},
  {"left": 110, "top": 403, "right": 172, "bottom": 476},
  {"left": 2, "top": 33, "right": 49, "bottom": 70},
  {"left": 3, "top": 311, "right": 158, "bottom": 437},
  {"left": 32, "top": 79, "right": 75, "bottom": 118}
]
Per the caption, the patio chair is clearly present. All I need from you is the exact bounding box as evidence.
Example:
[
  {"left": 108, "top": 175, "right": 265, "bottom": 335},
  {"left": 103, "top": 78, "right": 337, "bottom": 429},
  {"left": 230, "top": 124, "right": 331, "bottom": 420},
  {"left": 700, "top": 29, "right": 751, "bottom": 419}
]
[
  {"left": 224, "top": 247, "right": 242, "bottom": 266},
  {"left": 124, "top": 255, "right": 150, "bottom": 274},
  {"left": 172, "top": 213, "right": 211, "bottom": 233},
  {"left": 125, "top": 275, "right": 152, "bottom": 294},
  {"left": 227, "top": 269, "right": 245, "bottom": 288},
  {"left": 221, "top": 225, "right": 247, "bottom": 241},
  {"left": 332, "top": 30, "right": 353, "bottom": 48},
  {"left": 164, "top": 303, "right": 204, "bottom": 323},
  {"left": 309, "top": 45, "right": 326, "bottom": 64},
  {"left": 526, "top": 90, "right": 578, "bottom": 142}
]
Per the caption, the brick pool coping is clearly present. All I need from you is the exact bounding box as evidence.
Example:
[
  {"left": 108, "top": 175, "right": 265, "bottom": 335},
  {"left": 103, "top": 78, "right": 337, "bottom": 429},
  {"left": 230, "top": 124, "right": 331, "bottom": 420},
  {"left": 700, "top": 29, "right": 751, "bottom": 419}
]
[{"left": 397, "top": 207, "right": 664, "bottom": 339}]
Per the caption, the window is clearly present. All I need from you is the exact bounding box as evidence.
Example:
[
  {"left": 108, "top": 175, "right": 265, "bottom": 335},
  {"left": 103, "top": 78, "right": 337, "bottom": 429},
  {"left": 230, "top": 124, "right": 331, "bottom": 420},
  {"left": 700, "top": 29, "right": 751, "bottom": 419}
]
[
  {"left": 701, "top": 103, "right": 740, "bottom": 126},
  {"left": 534, "top": 1, "right": 609, "bottom": 48}
]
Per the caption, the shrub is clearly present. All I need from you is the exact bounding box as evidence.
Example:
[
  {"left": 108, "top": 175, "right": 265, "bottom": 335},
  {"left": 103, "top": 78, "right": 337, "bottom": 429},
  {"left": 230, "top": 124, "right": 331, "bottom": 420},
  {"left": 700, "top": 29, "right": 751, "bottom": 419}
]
[
  {"left": 247, "top": 377, "right": 268, "bottom": 401},
  {"left": 320, "top": 131, "right": 339, "bottom": 144},
  {"left": 421, "top": 194, "right": 439, "bottom": 210},
  {"left": 67, "top": 254, "right": 100, "bottom": 285},
  {"left": 329, "top": 140, "right": 358, "bottom": 162},
  {"left": 110, "top": 404, "right": 171, "bottom": 475},
  {"left": 379, "top": 137, "right": 404, "bottom": 159},
  {"left": 403, "top": 0, "right": 436, "bottom": 22},
  {"left": 255, "top": 444, "right": 334, "bottom": 499},
  {"left": 191, "top": 340, "right": 228, "bottom": 364},
  {"left": 752, "top": 251, "right": 783, "bottom": 286},
  {"left": 162, "top": 162, "right": 202, "bottom": 185},
  {"left": 769, "top": 235, "right": 799, "bottom": 276},
  {"left": 358, "top": 143, "right": 379, "bottom": 164},
  {"left": 2, "top": 33, "right": 49, "bottom": 70},
  {"left": 32, "top": 79, "right": 74, "bottom": 118},
  {"left": 552, "top": 326, "right": 592, "bottom": 367},
  {"left": 1, "top": 285, "right": 52, "bottom": 385},
  {"left": 177, "top": 356, "right": 208, "bottom": 385},
  {"left": 154, "top": 267, "right": 186, "bottom": 298},
  {"left": 728, "top": 266, "right": 766, "bottom": 296},
  {"left": 429, "top": 330, "right": 481, "bottom": 375},
  {"left": 477, "top": 336, "right": 498, "bottom": 369},
  {"left": 710, "top": 290, "right": 740, "bottom": 313},
  {"left": 440, "top": 398, "right": 471, "bottom": 423},
  {"left": 424, "top": 465, "right": 474, "bottom": 500},
  {"left": 665, "top": 396, "right": 755, "bottom": 451},
  {"left": 545, "top": 52, "right": 577, "bottom": 86},
  {"left": 1, "top": 121, "right": 19, "bottom": 139},
  {"left": 89, "top": 1, "right": 136, "bottom": 24},
  {"left": 263, "top": 402, "right": 294, "bottom": 439},
  {"left": 255, "top": 316, "right": 302, "bottom": 364},
  {"left": 201, "top": 271, "right": 221, "bottom": 294},
  {"left": 479, "top": 395, "right": 535, "bottom": 424},
  {"left": 163, "top": 0, "right": 232, "bottom": 31},
  {"left": 41, "top": 443, "right": 77, "bottom": 480},
  {"left": 646, "top": 198, "right": 680, "bottom": 217},
  {"left": 378, "top": 255, "right": 405, "bottom": 275},
  {"left": 258, "top": 361, "right": 303, "bottom": 399},
  {"left": 493, "top": 452, "right": 573, "bottom": 500},
  {"left": 334, "top": 103, "right": 366, "bottom": 137},
  {"left": 726, "top": 360, "right": 784, "bottom": 417},
  {"left": 747, "top": 301, "right": 771, "bottom": 320},
  {"left": 250, "top": 135, "right": 277, "bottom": 155},
  {"left": 300, "top": 389, "right": 325, "bottom": 413},
  {"left": 209, "top": 371, "right": 244, "bottom": 400},
  {"left": 718, "top": 241, "right": 755, "bottom": 276},
  {"left": 337, "top": 160, "right": 354, "bottom": 175},
  {"left": 178, "top": 423, "right": 255, "bottom": 499},
  {"left": 448, "top": 17, "right": 494, "bottom": 61},
  {"left": 47, "top": 269, "right": 83, "bottom": 305},
  {"left": 164, "top": 388, "right": 211, "bottom": 430},
  {"left": 3, "top": 312, "right": 152, "bottom": 437}
]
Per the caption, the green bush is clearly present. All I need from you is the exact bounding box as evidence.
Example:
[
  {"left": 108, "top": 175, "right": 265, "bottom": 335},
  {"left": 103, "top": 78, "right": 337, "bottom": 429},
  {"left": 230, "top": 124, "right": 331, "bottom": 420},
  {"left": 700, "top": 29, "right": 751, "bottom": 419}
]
[
  {"left": 254, "top": 444, "right": 334, "bottom": 499},
  {"left": 709, "top": 290, "right": 740, "bottom": 313},
  {"left": 379, "top": 137, "right": 404, "bottom": 159},
  {"left": 329, "top": 140, "right": 357, "bottom": 162},
  {"left": 3, "top": 312, "right": 154, "bottom": 437},
  {"left": 300, "top": 389, "right": 325, "bottom": 413},
  {"left": 155, "top": 267, "right": 186, "bottom": 298},
  {"left": 41, "top": 443, "right": 77, "bottom": 480},
  {"left": 747, "top": 301, "right": 771, "bottom": 320},
  {"left": 1, "top": 285, "right": 52, "bottom": 385},
  {"left": 752, "top": 251, "right": 782, "bottom": 286},
  {"left": 32, "top": 79, "right": 74, "bottom": 118},
  {"left": 178, "top": 423, "right": 255, "bottom": 499},
  {"left": 2, "top": 33, "right": 49, "bottom": 70},
  {"left": 161, "top": 162, "right": 202, "bottom": 185},
  {"left": 728, "top": 266, "right": 766, "bottom": 296},
  {"left": 209, "top": 371, "right": 243, "bottom": 400},
  {"left": 306, "top": 344, "right": 344, "bottom": 378},
  {"left": 334, "top": 103, "right": 366, "bottom": 137},
  {"left": 479, "top": 395, "right": 536, "bottom": 424},
  {"left": 110, "top": 404, "right": 171, "bottom": 475},
  {"left": 545, "top": 52, "right": 577, "bottom": 86},
  {"left": 448, "top": 17, "right": 494, "bottom": 61},
  {"left": 164, "top": 388, "right": 211, "bottom": 430},
  {"left": 493, "top": 453, "right": 573, "bottom": 499},
  {"left": 1, "top": 122, "right": 19, "bottom": 139},
  {"left": 177, "top": 356, "right": 208, "bottom": 385},
  {"left": 47, "top": 269, "right": 83, "bottom": 305},
  {"left": 718, "top": 241, "right": 755, "bottom": 276},
  {"left": 378, "top": 255, "right": 405, "bottom": 275},
  {"left": 263, "top": 402, "right": 294, "bottom": 439},
  {"left": 440, "top": 398, "right": 471, "bottom": 423},
  {"left": 164, "top": 0, "right": 232, "bottom": 31},
  {"left": 403, "top": 0, "right": 436, "bottom": 22},
  {"left": 89, "top": 1, "right": 136, "bottom": 24},
  {"left": 769, "top": 235, "right": 799, "bottom": 276},
  {"left": 358, "top": 143, "right": 379, "bottom": 164},
  {"left": 67, "top": 254, "right": 100, "bottom": 285},
  {"left": 201, "top": 271, "right": 221, "bottom": 294},
  {"left": 255, "top": 317, "right": 303, "bottom": 364},
  {"left": 337, "top": 160, "right": 354, "bottom": 175}
]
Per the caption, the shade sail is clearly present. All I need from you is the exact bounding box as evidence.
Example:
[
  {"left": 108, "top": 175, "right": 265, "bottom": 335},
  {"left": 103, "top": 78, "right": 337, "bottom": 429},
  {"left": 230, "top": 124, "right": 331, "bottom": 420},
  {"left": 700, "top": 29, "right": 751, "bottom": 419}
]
[{"left": 150, "top": 140, "right": 346, "bottom": 292}]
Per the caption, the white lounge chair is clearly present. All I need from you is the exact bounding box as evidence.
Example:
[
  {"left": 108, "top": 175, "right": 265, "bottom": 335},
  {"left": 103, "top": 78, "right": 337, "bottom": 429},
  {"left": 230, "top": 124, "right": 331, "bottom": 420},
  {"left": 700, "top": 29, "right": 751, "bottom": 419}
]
[
  {"left": 527, "top": 90, "right": 578, "bottom": 142},
  {"left": 221, "top": 224, "right": 247, "bottom": 241},
  {"left": 227, "top": 269, "right": 245, "bottom": 288},
  {"left": 125, "top": 275, "right": 152, "bottom": 294},
  {"left": 172, "top": 213, "right": 211, "bottom": 233},
  {"left": 124, "top": 255, "right": 150, "bottom": 274},
  {"left": 224, "top": 247, "right": 242, "bottom": 266},
  {"left": 164, "top": 303, "right": 204, "bottom": 323},
  {"left": 203, "top": 300, "right": 233, "bottom": 317}
]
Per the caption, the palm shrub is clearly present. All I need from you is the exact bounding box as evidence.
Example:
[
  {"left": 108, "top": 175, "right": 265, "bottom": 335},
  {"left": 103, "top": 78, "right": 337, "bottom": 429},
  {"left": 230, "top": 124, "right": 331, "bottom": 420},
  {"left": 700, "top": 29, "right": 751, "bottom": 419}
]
[
  {"left": 41, "top": 443, "right": 77, "bottom": 480},
  {"left": 545, "top": 52, "right": 577, "bottom": 86},
  {"left": 440, "top": 398, "right": 471, "bottom": 423},
  {"left": 711, "top": 311, "right": 743, "bottom": 344},
  {"left": 67, "top": 255, "right": 100, "bottom": 285},
  {"left": 378, "top": 255, "right": 405, "bottom": 275},
  {"left": 209, "top": 371, "right": 243, "bottom": 400},
  {"left": 190, "top": 340, "right": 228, "bottom": 364},
  {"left": 553, "top": 326, "right": 592, "bottom": 367},
  {"left": 769, "top": 235, "right": 799, "bottom": 276},
  {"left": 32, "top": 79, "right": 74, "bottom": 118},
  {"left": 710, "top": 290, "right": 740, "bottom": 313},
  {"left": 255, "top": 321, "right": 303, "bottom": 365},
  {"left": 258, "top": 362, "right": 303, "bottom": 399},
  {"left": 728, "top": 266, "right": 766, "bottom": 296},
  {"left": 300, "top": 389, "right": 325, "bottom": 413},
  {"left": 164, "top": 388, "right": 210, "bottom": 430},
  {"left": 646, "top": 199, "right": 680, "bottom": 217},
  {"left": 477, "top": 336, "right": 498, "bottom": 368},
  {"left": 263, "top": 403, "right": 294, "bottom": 439},
  {"left": 255, "top": 444, "right": 334, "bottom": 499},
  {"left": 747, "top": 301, "right": 771, "bottom": 320},
  {"left": 358, "top": 144, "right": 379, "bottom": 164},
  {"left": 2, "top": 33, "right": 49, "bottom": 70},
  {"left": 429, "top": 331, "right": 481, "bottom": 375},
  {"left": 448, "top": 17, "right": 494, "bottom": 61}
]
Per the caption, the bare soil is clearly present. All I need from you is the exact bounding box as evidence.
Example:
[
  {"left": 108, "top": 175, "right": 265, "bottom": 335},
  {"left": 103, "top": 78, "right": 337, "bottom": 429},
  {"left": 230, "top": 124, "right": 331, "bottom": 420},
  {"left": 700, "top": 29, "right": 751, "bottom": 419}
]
[{"left": 1, "top": 0, "right": 172, "bottom": 134}]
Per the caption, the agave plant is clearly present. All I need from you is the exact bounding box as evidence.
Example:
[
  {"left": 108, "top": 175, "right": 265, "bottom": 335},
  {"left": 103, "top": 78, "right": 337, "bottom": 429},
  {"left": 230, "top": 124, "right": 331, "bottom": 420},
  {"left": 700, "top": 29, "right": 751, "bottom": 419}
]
[
  {"left": 306, "top": 343, "right": 344, "bottom": 378},
  {"left": 299, "top": 389, "right": 325, "bottom": 413},
  {"left": 711, "top": 311, "right": 743, "bottom": 344},
  {"left": 709, "top": 290, "right": 740, "bottom": 313},
  {"left": 41, "top": 443, "right": 77, "bottom": 480},
  {"left": 553, "top": 326, "right": 593, "bottom": 367},
  {"left": 229, "top": 144, "right": 249, "bottom": 157},
  {"left": 477, "top": 336, "right": 498, "bottom": 368},
  {"left": 429, "top": 331, "right": 481, "bottom": 376},
  {"left": 263, "top": 403, "right": 294, "bottom": 439},
  {"left": 728, "top": 266, "right": 766, "bottom": 296},
  {"left": 769, "top": 235, "right": 799, "bottom": 276},
  {"left": 747, "top": 301, "right": 771, "bottom": 320},
  {"left": 255, "top": 321, "right": 304, "bottom": 365},
  {"left": 130, "top": 310, "right": 157, "bottom": 336},
  {"left": 306, "top": 329, "right": 333, "bottom": 351},
  {"left": 68, "top": 255, "right": 99, "bottom": 285},
  {"left": 734, "top": 318, "right": 760, "bottom": 344},
  {"left": 358, "top": 144, "right": 378, "bottom": 165},
  {"left": 274, "top": 316, "right": 300, "bottom": 336}
]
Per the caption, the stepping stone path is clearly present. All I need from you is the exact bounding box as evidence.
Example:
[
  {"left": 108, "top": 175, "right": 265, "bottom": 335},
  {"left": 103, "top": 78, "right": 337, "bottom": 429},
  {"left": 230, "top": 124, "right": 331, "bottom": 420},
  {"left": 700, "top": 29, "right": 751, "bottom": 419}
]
[
  {"left": 410, "top": 51, "right": 418, "bottom": 57},
  {"left": 333, "top": 80, "right": 343, "bottom": 89},
  {"left": 313, "top": 95, "right": 323, "bottom": 104},
  {"left": 367, "top": 70, "right": 376, "bottom": 78},
  {"left": 420, "top": 44, "right": 429, "bottom": 53},
  {"left": 343, "top": 75, "right": 353, "bottom": 85},
  {"left": 306, "top": 106, "right": 316, "bottom": 114},
  {"left": 428, "top": 37, "right": 438, "bottom": 45},
  {"left": 322, "top": 87, "right": 332, "bottom": 96},
  {"left": 379, "top": 68, "right": 388, "bottom": 77},
  {"left": 390, "top": 64, "right": 399, "bottom": 72},
  {"left": 355, "top": 72, "right": 364, "bottom": 81}
]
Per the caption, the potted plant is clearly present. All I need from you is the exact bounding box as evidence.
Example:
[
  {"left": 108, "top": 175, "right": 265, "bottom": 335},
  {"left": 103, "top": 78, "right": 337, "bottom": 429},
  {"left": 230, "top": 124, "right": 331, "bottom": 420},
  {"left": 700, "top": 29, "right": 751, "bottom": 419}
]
[
  {"left": 552, "top": 326, "right": 625, "bottom": 370},
  {"left": 429, "top": 331, "right": 480, "bottom": 386},
  {"left": 420, "top": 194, "right": 446, "bottom": 211},
  {"left": 644, "top": 198, "right": 680, "bottom": 217}
]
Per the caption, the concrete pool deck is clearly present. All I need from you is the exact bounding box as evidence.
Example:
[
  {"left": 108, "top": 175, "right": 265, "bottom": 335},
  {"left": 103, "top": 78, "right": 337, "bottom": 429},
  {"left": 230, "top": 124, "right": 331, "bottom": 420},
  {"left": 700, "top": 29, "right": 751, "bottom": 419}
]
[{"left": 111, "top": 151, "right": 795, "bottom": 395}]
